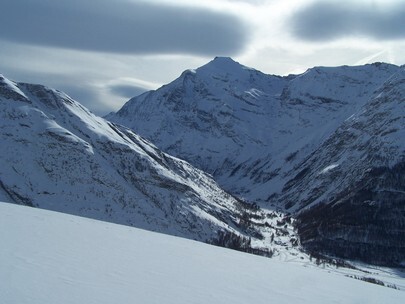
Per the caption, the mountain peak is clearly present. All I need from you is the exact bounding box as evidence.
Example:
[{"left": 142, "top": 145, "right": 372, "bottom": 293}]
[
  {"left": 197, "top": 56, "right": 252, "bottom": 75},
  {"left": 213, "top": 56, "right": 238, "bottom": 64},
  {"left": 209, "top": 56, "right": 241, "bottom": 68},
  {"left": 0, "top": 74, "right": 29, "bottom": 101}
]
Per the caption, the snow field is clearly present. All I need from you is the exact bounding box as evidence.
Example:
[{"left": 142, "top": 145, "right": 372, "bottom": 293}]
[{"left": 1, "top": 202, "right": 403, "bottom": 304}]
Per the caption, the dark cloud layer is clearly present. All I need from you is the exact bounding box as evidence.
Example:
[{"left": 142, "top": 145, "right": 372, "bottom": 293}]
[
  {"left": 291, "top": 1, "right": 405, "bottom": 41},
  {"left": 56, "top": 84, "right": 103, "bottom": 112},
  {"left": 0, "top": 0, "right": 249, "bottom": 56},
  {"left": 109, "top": 84, "right": 149, "bottom": 99}
]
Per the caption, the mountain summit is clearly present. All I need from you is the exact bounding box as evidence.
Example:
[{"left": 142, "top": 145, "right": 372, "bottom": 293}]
[{"left": 198, "top": 56, "right": 253, "bottom": 73}]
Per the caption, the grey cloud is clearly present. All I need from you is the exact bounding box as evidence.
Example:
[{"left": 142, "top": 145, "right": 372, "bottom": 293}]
[
  {"left": 290, "top": 1, "right": 405, "bottom": 41},
  {"left": 3, "top": 69, "right": 109, "bottom": 115},
  {"left": 225, "top": 0, "right": 269, "bottom": 4},
  {"left": 0, "top": 0, "right": 249, "bottom": 56},
  {"left": 109, "top": 84, "right": 149, "bottom": 99},
  {"left": 56, "top": 84, "right": 107, "bottom": 114}
]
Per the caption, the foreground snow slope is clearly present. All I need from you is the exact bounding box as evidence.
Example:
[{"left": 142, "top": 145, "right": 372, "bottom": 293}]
[{"left": 1, "top": 202, "right": 403, "bottom": 304}]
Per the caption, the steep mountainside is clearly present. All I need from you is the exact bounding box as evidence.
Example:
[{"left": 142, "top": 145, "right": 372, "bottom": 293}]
[
  {"left": 291, "top": 70, "right": 405, "bottom": 265},
  {"left": 107, "top": 58, "right": 405, "bottom": 266},
  {"left": 0, "top": 74, "right": 263, "bottom": 244}
]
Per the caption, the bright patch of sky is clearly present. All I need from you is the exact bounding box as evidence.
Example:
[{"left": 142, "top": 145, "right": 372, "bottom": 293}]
[{"left": 0, "top": 0, "right": 404, "bottom": 115}]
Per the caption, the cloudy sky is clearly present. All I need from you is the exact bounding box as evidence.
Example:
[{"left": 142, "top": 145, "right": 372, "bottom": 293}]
[{"left": 1, "top": 0, "right": 404, "bottom": 115}]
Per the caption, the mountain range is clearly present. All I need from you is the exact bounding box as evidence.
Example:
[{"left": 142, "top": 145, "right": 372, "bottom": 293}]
[
  {"left": 107, "top": 57, "right": 405, "bottom": 266},
  {"left": 1, "top": 57, "right": 404, "bottom": 267}
]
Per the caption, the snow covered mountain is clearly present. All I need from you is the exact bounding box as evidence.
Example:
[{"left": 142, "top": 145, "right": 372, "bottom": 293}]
[
  {"left": 2, "top": 202, "right": 404, "bottom": 303},
  {"left": 107, "top": 58, "right": 405, "bottom": 266},
  {"left": 0, "top": 74, "right": 264, "bottom": 245},
  {"left": 107, "top": 58, "right": 401, "bottom": 203}
]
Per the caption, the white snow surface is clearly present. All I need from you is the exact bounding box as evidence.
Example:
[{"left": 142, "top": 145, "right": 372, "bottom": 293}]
[
  {"left": 320, "top": 164, "right": 339, "bottom": 174},
  {"left": 1, "top": 202, "right": 404, "bottom": 304}
]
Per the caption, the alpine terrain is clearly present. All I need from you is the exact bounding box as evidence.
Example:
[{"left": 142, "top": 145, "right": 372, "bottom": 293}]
[
  {"left": 107, "top": 57, "right": 405, "bottom": 267},
  {"left": 0, "top": 73, "right": 267, "bottom": 247}
]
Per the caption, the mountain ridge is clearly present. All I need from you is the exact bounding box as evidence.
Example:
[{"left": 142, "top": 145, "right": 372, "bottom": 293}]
[{"left": 106, "top": 59, "right": 401, "bottom": 203}]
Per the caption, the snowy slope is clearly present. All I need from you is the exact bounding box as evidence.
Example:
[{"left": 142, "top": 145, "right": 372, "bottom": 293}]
[
  {"left": 0, "top": 74, "right": 261, "bottom": 243},
  {"left": 1, "top": 202, "right": 404, "bottom": 304}
]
